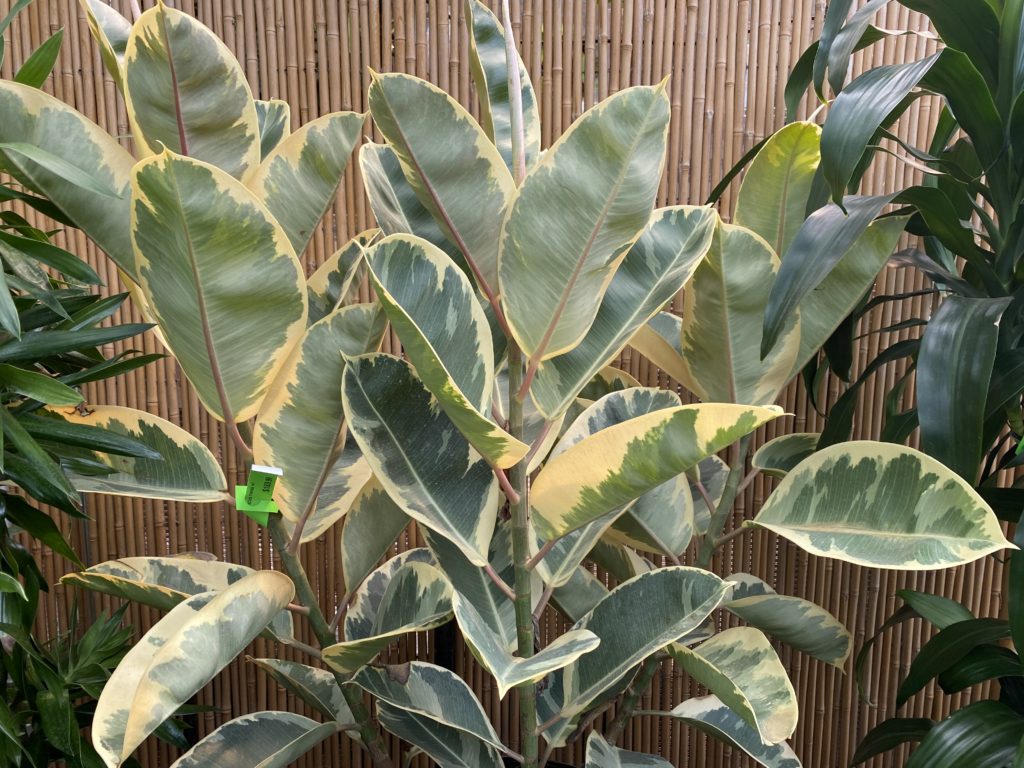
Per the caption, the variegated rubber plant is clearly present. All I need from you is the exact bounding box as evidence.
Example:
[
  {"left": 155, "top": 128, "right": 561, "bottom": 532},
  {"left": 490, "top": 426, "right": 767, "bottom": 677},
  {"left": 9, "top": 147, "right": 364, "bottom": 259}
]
[{"left": 0, "top": 1, "right": 1015, "bottom": 767}]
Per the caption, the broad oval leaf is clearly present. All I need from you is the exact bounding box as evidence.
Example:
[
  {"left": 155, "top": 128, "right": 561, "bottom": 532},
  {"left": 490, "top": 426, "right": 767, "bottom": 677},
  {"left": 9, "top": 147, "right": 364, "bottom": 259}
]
[
  {"left": 532, "top": 402, "right": 782, "bottom": 539},
  {"left": 306, "top": 229, "right": 378, "bottom": 324},
  {"left": 367, "top": 72, "right": 515, "bottom": 295},
  {"left": 125, "top": 3, "right": 260, "bottom": 179},
  {"left": 752, "top": 433, "right": 820, "bottom": 479},
  {"left": 560, "top": 567, "right": 731, "bottom": 717},
  {"left": 753, "top": 441, "right": 1014, "bottom": 568},
  {"left": 352, "top": 661, "right": 505, "bottom": 751},
  {"left": 734, "top": 122, "right": 821, "bottom": 256},
  {"left": 254, "top": 304, "right": 386, "bottom": 537},
  {"left": 670, "top": 627, "right": 798, "bottom": 744},
  {"left": 680, "top": 219, "right": 799, "bottom": 406},
  {"left": 604, "top": 472, "right": 694, "bottom": 557},
  {"left": 44, "top": 405, "right": 228, "bottom": 502},
  {"left": 365, "top": 234, "right": 526, "bottom": 467},
  {"left": 666, "top": 695, "right": 803, "bottom": 768},
  {"left": 531, "top": 205, "right": 716, "bottom": 417},
  {"left": 0, "top": 82, "right": 135, "bottom": 276},
  {"left": 169, "top": 712, "right": 337, "bottom": 768},
  {"left": 342, "top": 354, "right": 499, "bottom": 565},
  {"left": 376, "top": 700, "right": 503, "bottom": 768},
  {"left": 499, "top": 83, "right": 671, "bottom": 361},
  {"left": 248, "top": 111, "right": 365, "bottom": 257},
  {"left": 340, "top": 475, "right": 410, "bottom": 594},
  {"left": 94, "top": 572, "right": 294, "bottom": 767},
  {"left": 248, "top": 658, "right": 354, "bottom": 725},
  {"left": 131, "top": 151, "right": 307, "bottom": 423},
  {"left": 585, "top": 732, "right": 673, "bottom": 768},
  {"left": 465, "top": 0, "right": 541, "bottom": 173}
]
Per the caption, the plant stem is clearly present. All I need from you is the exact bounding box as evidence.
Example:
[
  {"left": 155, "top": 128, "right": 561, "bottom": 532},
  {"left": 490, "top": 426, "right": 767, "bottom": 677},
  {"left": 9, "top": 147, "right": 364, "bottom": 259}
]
[
  {"left": 695, "top": 436, "right": 752, "bottom": 570},
  {"left": 268, "top": 515, "right": 394, "bottom": 767},
  {"left": 605, "top": 655, "right": 662, "bottom": 745},
  {"left": 508, "top": 344, "right": 539, "bottom": 768}
]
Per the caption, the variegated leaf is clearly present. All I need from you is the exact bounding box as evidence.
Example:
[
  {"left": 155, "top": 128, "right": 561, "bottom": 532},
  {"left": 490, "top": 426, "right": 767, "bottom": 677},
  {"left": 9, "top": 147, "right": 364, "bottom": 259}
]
[
  {"left": 534, "top": 510, "right": 626, "bottom": 588},
  {"left": 353, "top": 661, "right": 504, "bottom": 751},
  {"left": 690, "top": 455, "right": 729, "bottom": 536},
  {"left": 95, "top": 572, "right": 294, "bottom": 767},
  {"left": 531, "top": 205, "right": 716, "bottom": 417},
  {"left": 560, "top": 567, "right": 731, "bottom": 717},
  {"left": 306, "top": 229, "right": 378, "bottom": 323},
  {"left": 0, "top": 82, "right": 135, "bottom": 276},
  {"left": 581, "top": 367, "right": 644, "bottom": 399},
  {"left": 679, "top": 218, "right": 799, "bottom": 406},
  {"left": 44, "top": 405, "right": 228, "bottom": 502},
  {"left": 604, "top": 472, "right": 694, "bottom": 557},
  {"left": 585, "top": 732, "right": 673, "bottom": 767},
  {"left": 453, "top": 592, "right": 599, "bottom": 699},
  {"left": 254, "top": 304, "right": 386, "bottom": 538},
  {"left": 357, "top": 142, "right": 469, "bottom": 277},
  {"left": 667, "top": 695, "right": 803, "bottom": 768},
  {"left": 492, "top": 363, "right": 564, "bottom": 472},
  {"left": 587, "top": 539, "right": 656, "bottom": 584},
  {"left": 532, "top": 402, "right": 783, "bottom": 539},
  {"left": 376, "top": 701, "right": 503, "bottom": 768},
  {"left": 340, "top": 475, "right": 410, "bottom": 594},
  {"left": 753, "top": 442, "right": 1015, "bottom": 568},
  {"left": 255, "top": 99, "right": 291, "bottom": 159},
  {"left": 670, "top": 627, "right": 798, "bottom": 744},
  {"left": 465, "top": 0, "right": 541, "bottom": 172},
  {"left": 734, "top": 122, "right": 821, "bottom": 257},
  {"left": 131, "top": 150, "right": 307, "bottom": 423},
  {"left": 248, "top": 111, "right": 365, "bottom": 257},
  {"left": 248, "top": 658, "right": 355, "bottom": 725},
  {"left": 169, "top": 712, "right": 338, "bottom": 768},
  {"left": 342, "top": 354, "right": 499, "bottom": 565},
  {"left": 79, "top": 0, "right": 131, "bottom": 91},
  {"left": 537, "top": 665, "right": 635, "bottom": 749},
  {"left": 499, "top": 83, "right": 671, "bottom": 361},
  {"left": 323, "top": 555, "right": 452, "bottom": 674},
  {"left": 364, "top": 235, "right": 527, "bottom": 467},
  {"left": 752, "top": 433, "right": 820, "bottom": 479},
  {"left": 550, "top": 567, "right": 608, "bottom": 624},
  {"left": 368, "top": 72, "right": 515, "bottom": 295},
  {"left": 723, "top": 573, "right": 851, "bottom": 668},
  {"left": 124, "top": 3, "right": 260, "bottom": 179},
  {"left": 628, "top": 311, "right": 688, "bottom": 387}
]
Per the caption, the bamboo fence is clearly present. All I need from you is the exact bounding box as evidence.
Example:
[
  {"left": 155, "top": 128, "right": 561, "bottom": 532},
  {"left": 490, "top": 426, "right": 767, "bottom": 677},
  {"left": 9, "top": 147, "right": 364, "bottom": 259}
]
[{"left": 0, "top": 1, "right": 1006, "bottom": 766}]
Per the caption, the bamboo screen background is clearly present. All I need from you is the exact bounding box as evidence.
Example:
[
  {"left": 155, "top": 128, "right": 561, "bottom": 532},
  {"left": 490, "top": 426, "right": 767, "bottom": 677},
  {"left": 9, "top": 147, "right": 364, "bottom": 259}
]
[{"left": 0, "top": 1, "right": 1004, "bottom": 766}]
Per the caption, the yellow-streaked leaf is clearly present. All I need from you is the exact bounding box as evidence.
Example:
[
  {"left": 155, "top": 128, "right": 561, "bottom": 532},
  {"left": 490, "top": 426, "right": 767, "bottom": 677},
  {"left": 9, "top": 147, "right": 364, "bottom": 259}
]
[
  {"left": 306, "top": 229, "right": 378, "bottom": 324},
  {"left": 248, "top": 111, "right": 365, "bottom": 257},
  {"left": 248, "top": 658, "right": 355, "bottom": 725},
  {"left": 131, "top": 150, "right": 307, "bottom": 423},
  {"left": 79, "top": 0, "right": 131, "bottom": 91},
  {"left": 254, "top": 304, "right": 386, "bottom": 539},
  {"left": 169, "top": 712, "right": 339, "bottom": 768},
  {"left": 532, "top": 403, "right": 783, "bottom": 539},
  {"left": 628, "top": 311, "right": 689, "bottom": 387},
  {"left": 499, "top": 84, "right": 671, "bottom": 362},
  {"left": 753, "top": 441, "right": 1015, "bottom": 569},
  {"left": 255, "top": 99, "right": 291, "bottom": 159},
  {"left": 124, "top": 3, "right": 260, "bottom": 179}
]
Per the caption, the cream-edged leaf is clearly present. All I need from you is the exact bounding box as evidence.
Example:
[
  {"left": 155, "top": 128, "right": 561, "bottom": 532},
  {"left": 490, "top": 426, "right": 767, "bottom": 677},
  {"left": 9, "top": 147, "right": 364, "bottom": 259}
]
[
  {"left": 131, "top": 151, "right": 307, "bottom": 423},
  {"left": 306, "top": 229, "right": 378, "bottom": 323},
  {"left": 753, "top": 441, "right": 1015, "bottom": 569},
  {"left": 79, "top": 0, "right": 131, "bottom": 91},
  {"left": 628, "top": 311, "right": 689, "bottom": 388},
  {"left": 254, "top": 99, "right": 291, "bottom": 159},
  {"left": 169, "top": 712, "right": 338, "bottom": 768},
  {"left": 342, "top": 354, "right": 499, "bottom": 565},
  {"left": 124, "top": 4, "right": 260, "bottom": 179},
  {"left": 585, "top": 732, "right": 673, "bottom": 767},
  {"left": 752, "top": 433, "right": 820, "bottom": 479},
  {"left": 499, "top": 84, "right": 671, "bottom": 361},
  {"left": 376, "top": 701, "right": 503, "bottom": 768},
  {"left": 248, "top": 658, "right": 355, "bottom": 725},
  {"left": 340, "top": 475, "right": 410, "bottom": 594},
  {"left": 249, "top": 111, "right": 365, "bottom": 257}
]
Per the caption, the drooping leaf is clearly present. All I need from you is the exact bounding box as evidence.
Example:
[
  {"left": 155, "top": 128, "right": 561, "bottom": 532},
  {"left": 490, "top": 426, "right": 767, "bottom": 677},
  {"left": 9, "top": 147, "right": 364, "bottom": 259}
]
[
  {"left": 254, "top": 304, "right": 385, "bottom": 538},
  {"left": 169, "top": 712, "right": 338, "bottom": 768},
  {"left": 666, "top": 695, "right": 802, "bottom": 768},
  {"left": 604, "top": 472, "right": 694, "bottom": 557},
  {"left": 342, "top": 354, "right": 499, "bottom": 566},
  {"left": 585, "top": 732, "right": 673, "bottom": 767},
  {"left": 367, "top": 72, "right": 515, "bottom": 295},
  {"left": 904, "top": 701, "right": 1024, "bottom": 768},
  {"left": 532, "top": 402, "right": 782, "bottom": 539},
  {"left": 124, "top": 3, "right": 260, "bottom": 180},
  {"left": 670, "top": 627, "right": 798, "bottom": 744},
  {"left": 852, "top": 718, "right": 933, "bottom": 766},
  {"left": 465, "top": 0, "right": 541, "bottom": 173},
  {"left": 306, "top": 229, "right": 378, "bottom": 323},
  {"left": 680, "top": 219, "right": 799, "bottom": 405},
  {"left": 628, "top": 311, "right": 689, "bottom": 387},
  {"left": 531, "top": 205, "right": 716, "bottom": 418},
  {"left": 131, "top": 150, "right": 307, "bottom": 423},
  {"left": 248, "top": 658, "right": 355, "bottom": 724},
  {"left": 365, "top": 234, "right": 526, "bottom": 467},
  {"left": 254, "top": 99, "right": 291, "bottom": 159},
  {"left": 248, "top": 111, "right": 365, "bottom": 257},
  {"left": 752, "top": 433, "right": 820, "bottom": 478},
  {"left": 44, "top": 405, "right": 229, "bottom": 502},
  {"left": 376, "top": 701, "right": 503, "bottom": 768},
  {"left": 753, "top": 441, "right": 1014, "bottom": 568},
  {"left": 79, "top": 0, "right": 131, "bottom": 90},
  {"left": 0, "top": 364, "right": 82, "bottom": 405},
  {"left": 499, "top": 83, "right": 670, "bottom": 361}
]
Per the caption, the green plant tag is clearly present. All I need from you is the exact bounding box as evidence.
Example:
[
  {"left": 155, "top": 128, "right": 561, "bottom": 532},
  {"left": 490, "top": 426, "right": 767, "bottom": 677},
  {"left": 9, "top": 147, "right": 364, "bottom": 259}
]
[{"left": 235, "top": 464, "right": 282, "bottom": 525}]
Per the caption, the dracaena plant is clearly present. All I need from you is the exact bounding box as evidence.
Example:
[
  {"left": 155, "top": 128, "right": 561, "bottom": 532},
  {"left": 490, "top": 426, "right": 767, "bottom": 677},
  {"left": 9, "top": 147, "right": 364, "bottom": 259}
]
[{"left": 0, "top": 2, "right": 1013, "bottom": 767}]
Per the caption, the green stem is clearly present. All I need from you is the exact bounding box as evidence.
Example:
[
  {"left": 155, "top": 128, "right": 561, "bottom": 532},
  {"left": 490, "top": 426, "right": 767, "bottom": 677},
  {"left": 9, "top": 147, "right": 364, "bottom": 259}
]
[
  {"left": 268, "top": 516, "right": 394, "bottom": 767},
  {"left": 695, "top": 436, "right": 752, "bottom": 570},
  {"left": 605, "top": 655, "right": 662, "bottom": 745},
  {"left": 508, "top": 345, "right": 539, "bottom": 768}
]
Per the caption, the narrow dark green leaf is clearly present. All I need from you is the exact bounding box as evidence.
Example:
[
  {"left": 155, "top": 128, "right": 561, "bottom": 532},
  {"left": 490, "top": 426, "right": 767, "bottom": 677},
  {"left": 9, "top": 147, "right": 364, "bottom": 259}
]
[
  {"left": 0, "top": 324, "right": 151, "bottom": 362},
  {"left": 852, "top": 717, "right": 933, "bottom": 765},
  {"left": 3, "top": 495, "right": 81, "bottom": 564},
  {"left": 896, "top": 589, "right": 975, "bottom": 629},
  {"left": 0, "top": 142, "right": 121, "bottom": 199},
  {"left": 13, "top": 28, "right": 63, "bottom": 88},
  {"left": 905, "top": 701, "right": 1023, "bottom": 767},
  {"left": 20, "top": 412, "right": 160, "bottom": 459},
  {"left": 938, "top": 644, "right": 1021, "bottom": 693},
  {"left": 899, "top": 0, "right": 1000, "bottom": 85}
]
